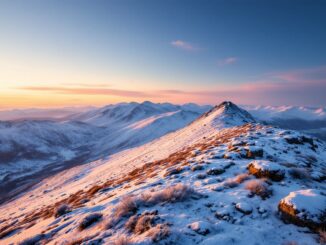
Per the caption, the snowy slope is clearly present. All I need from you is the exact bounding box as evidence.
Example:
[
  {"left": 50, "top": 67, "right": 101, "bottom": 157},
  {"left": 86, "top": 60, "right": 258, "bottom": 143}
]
[
  {"left": 0, "top": 102, "right": 210, "bottom": 196},
  {"left": 1, "top": 101, "right": 324, "bottom": 244},
  {"left": 244, "top": 105, "right": 326, "bottom": 121},
  {"left": 243, "top": 105, "right": 326, "bottom": 141},
  {"left": 0, "top": 107, "right": 92, "bottom": 121}
]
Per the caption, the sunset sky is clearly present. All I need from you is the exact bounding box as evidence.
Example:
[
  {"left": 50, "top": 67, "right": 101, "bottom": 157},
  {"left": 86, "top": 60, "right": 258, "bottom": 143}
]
[{"left": 0, "top": 0, "right": 326, "bottom": 108}]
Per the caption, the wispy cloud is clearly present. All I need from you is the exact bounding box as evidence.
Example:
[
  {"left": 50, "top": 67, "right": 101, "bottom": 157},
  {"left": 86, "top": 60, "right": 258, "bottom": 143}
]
[
  {"left": 19, "top": 86, "right": 148, "bottom": 97},
  {"left": 155, "top": 66, "right": 326, "bottom": 105},
  {"left": 16, "top": 66, "right": 326, "bottom": 106},
  {"left": 217, "top": 57, "right": 238, "bottom": 66},
  {"left": 170, "top": 40, "right": 197, "bottom": 51}
]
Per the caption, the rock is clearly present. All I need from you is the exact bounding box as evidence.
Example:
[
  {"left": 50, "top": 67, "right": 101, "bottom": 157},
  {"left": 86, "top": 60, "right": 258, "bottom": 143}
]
[
  {"left": 244, "top": 146, "right": 263, "bottom": 159},
  {"left": 191, "top": 165, "right": 204, "bottom": 171},
  {"left": 285, "top": 136, "right": 314, "bottom": 145},
  {"left": 197, "top": 173, "right": 207, "bottom": 179},
  {"left": 206, "top": 168, "right": 225, "bottom": 176},
  {"left": 215, "top": 211, "right": 231, "bottom": 221},
  {"left": 247, "top": 160, "right": 285, "bottom": 181},
  {"left": 235, "top": 202, "right": 253, "bottom": 215},
  {"left": 188, "top": 221, "right": 211, "bottom": 235},
  {"left": 278, "top": 189, "right": 326, "bottom": 230},
  {"left": 223, "top": 152, "right": 240, "bottom": 159}
]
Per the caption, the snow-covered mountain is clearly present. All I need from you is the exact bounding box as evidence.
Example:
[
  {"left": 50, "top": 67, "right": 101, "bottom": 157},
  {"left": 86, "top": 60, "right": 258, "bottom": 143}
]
[
  {"left": 0, "top": 107, "right": 93, "bottom": 121},
  {"left": 0, "top": 101, "right": 325, "bottom": 244},
  {"left": 0, "top": 102, "right": 210, "bottom": 201},
  {"left": 244, "top": 105, "right": 326, "bottom": 141},
  {"left": 243, "top": 105, "right": 326, "bottom": 121}
]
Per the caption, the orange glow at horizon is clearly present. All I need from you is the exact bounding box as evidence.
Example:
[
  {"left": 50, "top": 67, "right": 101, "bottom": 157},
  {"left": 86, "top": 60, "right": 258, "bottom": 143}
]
[{"left": 0, "top": 87, "right": 205, "bottom": 109}]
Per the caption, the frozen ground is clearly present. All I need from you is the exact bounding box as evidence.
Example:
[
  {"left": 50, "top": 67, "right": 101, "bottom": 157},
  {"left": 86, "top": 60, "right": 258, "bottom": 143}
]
[
  {"left": 0, "top": 102, "right": 325, "bottom": 245},
  {"left": 0, "top": 102, "right": 209, "bottom": 194}
]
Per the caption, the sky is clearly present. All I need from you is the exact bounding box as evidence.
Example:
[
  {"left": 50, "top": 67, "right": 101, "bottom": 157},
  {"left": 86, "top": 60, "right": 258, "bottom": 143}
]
[{"left": 0, "top": 0, "right": 326, "bottom": 108}]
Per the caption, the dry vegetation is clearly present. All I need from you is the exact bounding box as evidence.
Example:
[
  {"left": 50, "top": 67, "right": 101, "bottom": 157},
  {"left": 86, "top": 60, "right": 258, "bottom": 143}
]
[
  {"left": 244, "top": 179, "right": 272, "bottom": 199},
  {"left": 318, "top": 229, "right": 326, "bottom": 244},
  {"left": 110, "top": 235, "right": 130, "bottom": 245},
  {"left": 114, "top": 196, "right": 138, "bottom": 220},
  {"left": 140, "top": 183, "right": 197, "bottom": 205},
  {"left": 110, "top": 183, "right": 197, "bottom": 226},
  {"left": 147, "top": 223, "right": 170, "bottom": 242},
  {"left": 223, "top": 173, "right": 250, "bottom": 188},
  {"left": 54, "top": 204, "right": 71, "bottom": 218},
  {"left": 0, "top": 124, "right": 258, "bottom": 242},
  {"left": 125, "top": 213, "right": 156, "bottom": 234},
  {"left": 78, "top": 213, "right": 103, "bottom": 230}
]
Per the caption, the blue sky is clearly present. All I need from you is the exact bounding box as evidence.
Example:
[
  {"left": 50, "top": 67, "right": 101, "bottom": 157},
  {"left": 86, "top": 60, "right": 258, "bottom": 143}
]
[{"left": 0, "top": 0, "right": 326, "bottom": 107}]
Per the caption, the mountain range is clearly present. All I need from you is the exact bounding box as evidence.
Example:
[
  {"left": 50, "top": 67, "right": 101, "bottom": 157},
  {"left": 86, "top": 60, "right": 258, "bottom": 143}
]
[
  {"left": 0, "top": 102, "right": 210, "bottom": 202},
  {"left": 0, "top": 101, "right": 325, "bottom": 244}
]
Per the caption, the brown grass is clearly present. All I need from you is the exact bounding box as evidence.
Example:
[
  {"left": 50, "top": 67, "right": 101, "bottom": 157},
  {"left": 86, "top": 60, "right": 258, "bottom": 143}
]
[
  {"left": 125, "top": 213, "right": 156, "bottom": 234},
  {"left": 115, "top": 196, "right": 138, "bottom": 219},
  {"left": 318, "top": 229, "right": 326, "bottom": 244},
  {"left": 245, "top": 179, "right": 272, "bottom": 199},
  {"left": 140, "top": 183, "right": 196, "bottom": 205},
  {"left": 54, "top": 204, "right": 71, "bottom": 218},
  {"left": 147, "top": 224, "right": 170, "bottom": 242},
  {"left": 223, "top": 173, "right": 250, "bottom": 188},
  {"left": 1, "top": 123, "right": 259, "bottom": 240},
  {"left": 78, "top": 213, "right": 103, "bottom": 230},
  {"left": 111, "top": 184, "right": 196, "bottom": 226},
  {"left": 110, "top": 235, "right": 131, "bottom": 245},
  {"left": 234, "top": 173, "right": 250, "bottom": 183}
]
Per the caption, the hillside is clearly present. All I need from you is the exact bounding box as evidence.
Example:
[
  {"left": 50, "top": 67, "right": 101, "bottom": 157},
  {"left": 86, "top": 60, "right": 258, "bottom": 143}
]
[
  {"left": 0, "top": 102, "right": 325, "bottom": 244},
  {"left": 0, "top": 102, "right": 209, "bottom": 202}
]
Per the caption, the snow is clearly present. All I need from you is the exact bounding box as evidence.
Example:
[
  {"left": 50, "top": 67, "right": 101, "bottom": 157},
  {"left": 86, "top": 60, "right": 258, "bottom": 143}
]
[
  {"left": 0, "top": 101, "right": 325, "bottom": 244},
  {"left": 0, "top": 102, "right": 209, "bottom": 187},
  {"left": 281, "top": 189, "right": 326, "bottom": 221},
  {"left": 235, "top": 202, "right": 253, "bottom": 214},
  {"left": 243, "top": 105, "right": 326, "bottom": 120},
  {"left": 250, "top": 160, "right": 284, "bottom": 171},
  {"left": 188, "top": 221, "right": 212, "bottom": 235}
]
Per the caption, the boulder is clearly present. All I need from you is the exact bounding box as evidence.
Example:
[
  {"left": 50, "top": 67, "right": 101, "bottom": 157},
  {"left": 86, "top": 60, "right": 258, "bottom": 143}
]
[
  {"left": 247, "top": 160, "right": 285, "bottom": 181},
  {"left": 188, "top": 221, "right": 211, "bottom": 235},
  {"left": 278, "top": 189, "right": 326, "bottom": 230},
  {"left": 235, "top": 202, "right": 253, "bottom": 215},
  {"left": 206, "top": 167, "right": 225, "bottom": 176},
  {"left": 243, "top": 146, "right": 263, "bottom": 159}
]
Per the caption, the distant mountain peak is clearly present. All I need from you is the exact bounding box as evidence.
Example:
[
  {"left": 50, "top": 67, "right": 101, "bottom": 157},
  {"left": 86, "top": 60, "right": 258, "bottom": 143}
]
[
  {"left": 195, "top": 101, "right": 255, "bottom": 127},
  {"left": 214, "top": 101, "right": 239, "bottom": 111}
]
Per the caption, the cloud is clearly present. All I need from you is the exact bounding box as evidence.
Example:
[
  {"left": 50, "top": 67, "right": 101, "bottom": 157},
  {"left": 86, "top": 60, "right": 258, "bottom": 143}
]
[
  {"left": 170, "top": 40, "right": 197, "bottom": 51},
  {"left": 16, "top": 66, "right": 326, "bottom": 106},
  {"left": 155, "top": 66, "right": 326, "bottom": 106},
  {"left": 217, "top": 57, "right": 238, "bottom": 66},
  {"left": 264, "top": 66, "right": 326, "bottom": 83},
  {"left": 19, "top": 86, "right": 148, "bottom": 97}
]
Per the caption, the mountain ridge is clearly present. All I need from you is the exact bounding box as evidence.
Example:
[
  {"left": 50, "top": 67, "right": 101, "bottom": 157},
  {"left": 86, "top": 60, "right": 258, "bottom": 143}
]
[
  {"left": 0, "top": 101, "right": 325, "bottom": 244},
  {"left": 0, "top": 102, "right": 211, "bottom": 202}
]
